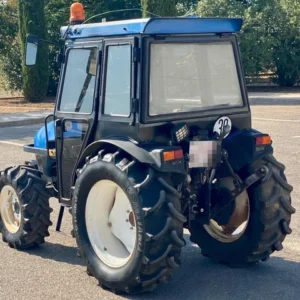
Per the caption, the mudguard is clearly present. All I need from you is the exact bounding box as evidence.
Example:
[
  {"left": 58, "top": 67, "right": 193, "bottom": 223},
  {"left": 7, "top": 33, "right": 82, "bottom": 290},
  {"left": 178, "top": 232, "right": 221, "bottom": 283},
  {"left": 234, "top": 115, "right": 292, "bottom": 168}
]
[
  {"left": 222, "top": 128, "right": 273, "bottom": 172},
  {"left": 77, "top": 138, "right": 187, "bottom": 176}
]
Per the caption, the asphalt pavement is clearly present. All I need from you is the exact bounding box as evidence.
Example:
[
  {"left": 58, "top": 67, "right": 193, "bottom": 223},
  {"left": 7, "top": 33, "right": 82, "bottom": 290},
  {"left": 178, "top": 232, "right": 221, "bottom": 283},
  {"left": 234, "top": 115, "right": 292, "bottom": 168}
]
[{"left": 0, "top": 106, "right": 300, "bottom": 300}]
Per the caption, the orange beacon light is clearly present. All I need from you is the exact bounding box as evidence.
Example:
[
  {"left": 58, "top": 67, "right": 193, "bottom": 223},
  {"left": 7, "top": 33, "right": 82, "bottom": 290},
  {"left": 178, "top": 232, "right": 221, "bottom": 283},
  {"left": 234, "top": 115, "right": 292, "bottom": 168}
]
[{"left": 70, "top": 2, "right": 85, "bottom": 24}]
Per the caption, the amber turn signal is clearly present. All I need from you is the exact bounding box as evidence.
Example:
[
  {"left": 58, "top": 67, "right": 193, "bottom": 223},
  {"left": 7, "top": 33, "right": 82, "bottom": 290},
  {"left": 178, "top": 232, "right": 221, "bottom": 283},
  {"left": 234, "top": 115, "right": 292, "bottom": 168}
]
[
  {"left": 70, "top": 2, "right": 85, "bottom": 23},
  {"left": 163, "top": 149, "right": 183, "bottom": 162},
  {"left": 255, "top": 135, "right": 271, "bottom": 145}
]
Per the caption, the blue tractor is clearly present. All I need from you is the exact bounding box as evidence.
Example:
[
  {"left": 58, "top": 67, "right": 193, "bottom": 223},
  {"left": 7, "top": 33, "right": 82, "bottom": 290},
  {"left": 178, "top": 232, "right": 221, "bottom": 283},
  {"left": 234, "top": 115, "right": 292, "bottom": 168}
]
[{"left": 0, "top": 3, "right": 295, "bottom": 294}]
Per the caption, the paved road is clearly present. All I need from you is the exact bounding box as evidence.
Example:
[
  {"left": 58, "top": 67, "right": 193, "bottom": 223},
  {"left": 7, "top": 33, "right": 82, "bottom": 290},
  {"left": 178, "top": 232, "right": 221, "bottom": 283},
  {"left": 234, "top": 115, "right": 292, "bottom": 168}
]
[{"left": 0, "top": 106, "right": 300, "bottom": 300}]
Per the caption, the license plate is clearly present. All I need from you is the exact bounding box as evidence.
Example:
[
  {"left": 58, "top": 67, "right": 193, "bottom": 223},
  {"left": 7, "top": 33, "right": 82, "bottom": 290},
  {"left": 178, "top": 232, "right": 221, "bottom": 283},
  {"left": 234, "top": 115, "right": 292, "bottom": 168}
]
[{"left": 189, "top": 141, "right": 221, "bottom": 168}]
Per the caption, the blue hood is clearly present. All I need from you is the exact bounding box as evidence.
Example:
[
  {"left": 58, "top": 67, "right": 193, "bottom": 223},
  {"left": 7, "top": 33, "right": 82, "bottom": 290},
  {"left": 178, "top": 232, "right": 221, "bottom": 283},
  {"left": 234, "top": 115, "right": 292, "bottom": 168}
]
[
  {"left": 34, "top": 121, "right": 55, "bottom": 149},
  {"left": 34, "top": 121, "right": 82, "bottom": 149}
]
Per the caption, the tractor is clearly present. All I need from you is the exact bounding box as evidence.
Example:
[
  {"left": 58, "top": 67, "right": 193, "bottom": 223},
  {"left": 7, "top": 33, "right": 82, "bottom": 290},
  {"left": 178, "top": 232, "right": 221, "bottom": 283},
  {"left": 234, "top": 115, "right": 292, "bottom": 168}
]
[{"left": 0, "top": 3, "right": 296, "bottom": 295}]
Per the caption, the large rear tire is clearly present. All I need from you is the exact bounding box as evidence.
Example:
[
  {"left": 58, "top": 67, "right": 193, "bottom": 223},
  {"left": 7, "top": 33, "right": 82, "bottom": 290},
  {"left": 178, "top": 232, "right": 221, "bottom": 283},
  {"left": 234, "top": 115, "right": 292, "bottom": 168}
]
[
  {"left": 0, "top": 166, "right": 53, "bottom": 249},
  {"left": 73, "top": 152, "right": 186, "bottom": 294},
  {"left": 189, "top": 153, "right": 295, "bottom": 264}
]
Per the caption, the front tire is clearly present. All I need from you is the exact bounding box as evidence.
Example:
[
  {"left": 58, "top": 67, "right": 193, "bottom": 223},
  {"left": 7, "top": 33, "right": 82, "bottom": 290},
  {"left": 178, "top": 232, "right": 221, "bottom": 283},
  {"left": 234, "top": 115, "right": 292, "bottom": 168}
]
[
  {"left": 73, "top": 152, "right": 186, "bottom": 294},
  {"left": 189, "top": 153, "right": 295, "bottom": 264},
  {"left": 0, "top": 166, "right": 53, "bottom": 249}
]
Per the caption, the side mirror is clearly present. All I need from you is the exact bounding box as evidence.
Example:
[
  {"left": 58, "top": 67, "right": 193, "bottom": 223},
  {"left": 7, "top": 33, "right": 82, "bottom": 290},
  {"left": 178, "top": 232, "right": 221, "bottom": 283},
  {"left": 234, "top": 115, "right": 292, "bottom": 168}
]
[{"left": 25, "top": 34, "right": 39, "bottom": 66}]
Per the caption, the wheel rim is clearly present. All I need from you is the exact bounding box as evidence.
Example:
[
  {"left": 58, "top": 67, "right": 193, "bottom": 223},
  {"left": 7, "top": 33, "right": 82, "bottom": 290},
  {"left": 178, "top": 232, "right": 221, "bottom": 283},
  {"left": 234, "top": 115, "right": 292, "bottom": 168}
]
[
  {"left": 85, "top": 180, "right": 137, "bottom": 268},
  {"left": 204, "top": 177, "right": 250, "bottom": 243},
  {"left": 0, "top": 185, "right": 21, "bottom": 234}
]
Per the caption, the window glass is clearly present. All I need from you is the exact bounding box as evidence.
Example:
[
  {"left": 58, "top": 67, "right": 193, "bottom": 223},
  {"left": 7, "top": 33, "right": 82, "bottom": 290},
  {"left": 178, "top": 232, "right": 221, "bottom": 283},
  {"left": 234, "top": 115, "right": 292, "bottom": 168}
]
[
  {"left": 104, "top": 45, "right": 131, "bottom": 117},
  {"left": 149, "top": 42, "right": 243, "bottom": 116},
  {"left": 60, "top": 120, "right": 88, "bottom": 198},
  {"left": 59, "top": 48, "right": 97, "bottom": 113}
]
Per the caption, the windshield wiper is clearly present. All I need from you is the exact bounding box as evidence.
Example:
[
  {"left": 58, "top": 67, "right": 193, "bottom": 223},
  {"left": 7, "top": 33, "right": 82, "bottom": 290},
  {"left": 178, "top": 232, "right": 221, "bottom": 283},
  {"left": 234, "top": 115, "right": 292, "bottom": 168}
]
[{"left": 75, "top": 74, "right": 93, "bottom": 112}]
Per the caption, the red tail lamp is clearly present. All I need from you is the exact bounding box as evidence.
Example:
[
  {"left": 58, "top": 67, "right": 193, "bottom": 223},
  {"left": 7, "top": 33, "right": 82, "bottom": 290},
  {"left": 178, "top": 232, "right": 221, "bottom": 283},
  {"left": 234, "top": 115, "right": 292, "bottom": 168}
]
[
  {"left": 70, "top": 2, "right": 85, "bottom": 23},
  {"left": 163, "top": 149, "right": 184, "bottom": 162}
]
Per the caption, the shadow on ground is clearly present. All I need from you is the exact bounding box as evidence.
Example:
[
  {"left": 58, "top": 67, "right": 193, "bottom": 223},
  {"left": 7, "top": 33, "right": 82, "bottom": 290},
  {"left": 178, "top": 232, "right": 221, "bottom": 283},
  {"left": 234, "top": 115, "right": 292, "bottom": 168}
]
[
  {"left": 20, "top": 232, "right": 300, "bottom": 300},
  {"left": 127, "top": 255, "right": 300, "bottom": 300},
  {"left": 23, "top": 241, "right": 84, "bottom": 267}
]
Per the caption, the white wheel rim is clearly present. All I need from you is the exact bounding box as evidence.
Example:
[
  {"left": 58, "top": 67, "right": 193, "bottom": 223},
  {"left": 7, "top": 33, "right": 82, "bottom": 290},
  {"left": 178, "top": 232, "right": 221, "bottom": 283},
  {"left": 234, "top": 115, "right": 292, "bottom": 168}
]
[
  {"left": 204, "top": 177, "right": 250, "bottom": 243},
  {"left": 85, "top": 180, "right": 137, "bottom": 268},
  {"left": 0, "top": 185, "right": 21, "bottom": 234}
]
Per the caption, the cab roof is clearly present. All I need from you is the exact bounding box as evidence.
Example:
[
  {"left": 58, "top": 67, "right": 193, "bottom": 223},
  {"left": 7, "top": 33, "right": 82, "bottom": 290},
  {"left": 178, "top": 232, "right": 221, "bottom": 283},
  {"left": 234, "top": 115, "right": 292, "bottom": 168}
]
[{"left": 60, "top": 17, "right": 243, "bottom": 39}]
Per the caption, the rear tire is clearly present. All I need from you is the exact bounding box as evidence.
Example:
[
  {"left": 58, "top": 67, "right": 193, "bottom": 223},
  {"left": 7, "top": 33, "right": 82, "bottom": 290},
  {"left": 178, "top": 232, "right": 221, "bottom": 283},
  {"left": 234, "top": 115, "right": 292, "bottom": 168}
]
[
  {"left": 0, "top": 166, "right": 53, "bottom": 249},
  {"left": 73, "top": 152, "right": 186, "bottom": 294},
  {"left": 189, "top": 153, "right": 295, "bottom": 264}
]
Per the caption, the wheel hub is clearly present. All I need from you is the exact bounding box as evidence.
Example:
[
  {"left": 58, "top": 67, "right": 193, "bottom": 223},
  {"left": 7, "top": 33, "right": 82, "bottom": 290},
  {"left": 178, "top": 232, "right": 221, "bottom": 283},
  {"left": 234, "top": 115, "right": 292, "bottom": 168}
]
[
  {"left": 0, "top": 185, "right": 22, "bottom": 234},
  {"left": 85, "top": 180, "right": 137, "bottom": 268},
  {"left": 129, "top": 211, "right": 135, "bottom": 227}
]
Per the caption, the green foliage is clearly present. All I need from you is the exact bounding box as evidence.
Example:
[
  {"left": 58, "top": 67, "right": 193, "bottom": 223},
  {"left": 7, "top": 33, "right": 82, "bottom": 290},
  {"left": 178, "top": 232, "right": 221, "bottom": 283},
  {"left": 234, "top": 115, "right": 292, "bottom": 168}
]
[
  {"left": 142, "top": 0, "right": 180, "bottom": 17},
  {"left": 19, "top": 0, "right": 49, "bottom": 101},
  {"left": 2, "top": 0, "right": 300, "bottom": 97},
  {"left": 266, "top": 1, "right": 300, "bottom": 86},
  {"left": 176, "top": 1, "right": 199, "bottom": 15},
  {"left": 141, "top": 0, "right": 198, "bottom": 16},
  {"left": 0, "top": 0, "right": 22, "bottom": 91},
  {"left": 197, "top": 0, "right": 300, "bottom": 86},
  {"left": 45, "top": 0, "right": 142, "bottom": 95}
]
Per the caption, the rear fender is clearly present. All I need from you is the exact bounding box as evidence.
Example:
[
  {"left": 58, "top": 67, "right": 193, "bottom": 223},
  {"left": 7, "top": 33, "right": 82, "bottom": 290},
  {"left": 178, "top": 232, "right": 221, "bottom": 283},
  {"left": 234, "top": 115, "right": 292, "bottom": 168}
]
[
  {"left": 75, "top": 138, "right": 187, "bottom": 183},
  {"left": 222, "top": 128, "right": 273, "bottom": 172}
]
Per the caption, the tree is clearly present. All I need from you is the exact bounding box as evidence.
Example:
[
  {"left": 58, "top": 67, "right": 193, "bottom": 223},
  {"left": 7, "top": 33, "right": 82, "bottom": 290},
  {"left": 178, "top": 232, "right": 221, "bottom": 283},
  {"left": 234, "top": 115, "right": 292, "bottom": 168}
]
[
  {"left": 0, "top": 0, "right": 22, "bottom": 91},
  {"left": 45, "top": 0, "right": 142, "bottom": 96},
  {"left": 197, "top": 0, "right": 300, "bottom": 86},
  {"left": 265, "top": 1, "right": 300, "bottom": 86},
  {"left": 18, "top": 0, "right": 49, "bottom": 102},
  {"left": 141, "top": 0, "right": 180, "bottom": 17}
]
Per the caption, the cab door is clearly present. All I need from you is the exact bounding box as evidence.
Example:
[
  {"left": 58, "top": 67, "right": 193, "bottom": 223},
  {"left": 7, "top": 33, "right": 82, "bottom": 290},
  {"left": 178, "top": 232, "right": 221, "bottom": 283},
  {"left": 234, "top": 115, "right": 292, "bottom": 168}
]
[
  {"left": 96, "top": 37, "right": 139, "bottom": 139},
  {"left": 54, "top": 41, "right": 102, "bottom": 203}
]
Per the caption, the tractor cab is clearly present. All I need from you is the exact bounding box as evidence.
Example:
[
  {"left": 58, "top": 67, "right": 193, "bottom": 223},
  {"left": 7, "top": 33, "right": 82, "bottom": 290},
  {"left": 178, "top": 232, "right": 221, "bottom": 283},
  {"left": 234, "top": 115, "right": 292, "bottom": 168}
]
[{"left": 24, "top": 7, "right": 251, "bottom": 204}]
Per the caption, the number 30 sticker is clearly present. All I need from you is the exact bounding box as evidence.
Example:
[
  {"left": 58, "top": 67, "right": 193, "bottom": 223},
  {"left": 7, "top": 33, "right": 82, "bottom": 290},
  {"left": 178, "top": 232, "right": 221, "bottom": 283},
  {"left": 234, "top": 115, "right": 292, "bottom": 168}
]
[{"left": 213, "top": 116, "right": 232, "bottom": 138}]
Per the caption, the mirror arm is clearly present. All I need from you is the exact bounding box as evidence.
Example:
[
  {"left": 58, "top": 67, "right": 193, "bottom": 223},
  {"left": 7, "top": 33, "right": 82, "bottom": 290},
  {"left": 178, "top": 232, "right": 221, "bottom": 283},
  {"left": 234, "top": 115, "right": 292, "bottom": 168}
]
[{"left": 38, "top": 38, "right": 62, "bottom": 48}]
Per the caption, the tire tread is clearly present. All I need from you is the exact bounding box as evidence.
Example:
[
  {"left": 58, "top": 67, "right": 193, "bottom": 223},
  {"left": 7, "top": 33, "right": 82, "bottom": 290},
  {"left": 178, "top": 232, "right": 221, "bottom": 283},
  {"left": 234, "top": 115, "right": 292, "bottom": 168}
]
[
  {"left": 0, "top": 166, "right": 52, "bottom": 249},
  {"left": 75, "top": 152, "right": 185, "bottom": 294}
]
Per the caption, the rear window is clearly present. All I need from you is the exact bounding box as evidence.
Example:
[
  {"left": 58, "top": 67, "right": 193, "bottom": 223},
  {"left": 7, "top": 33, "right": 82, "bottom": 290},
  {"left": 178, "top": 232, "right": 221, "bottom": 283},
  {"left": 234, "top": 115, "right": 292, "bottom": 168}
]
[{"left": 149, "top": 42, "right": 243, "bottom": 116}]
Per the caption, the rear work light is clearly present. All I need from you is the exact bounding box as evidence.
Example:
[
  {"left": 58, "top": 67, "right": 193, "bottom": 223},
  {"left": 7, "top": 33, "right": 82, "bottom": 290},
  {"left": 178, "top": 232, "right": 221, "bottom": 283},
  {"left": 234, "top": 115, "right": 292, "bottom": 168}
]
[
  {"left": 171, "top": 123, "right": 189, "bottom": 144},
  {"left": 163, "top": 149, "right": 184, "bottom": 162},
  {"left": 255, "top": 135, "right": 272, "bottom": 145}
]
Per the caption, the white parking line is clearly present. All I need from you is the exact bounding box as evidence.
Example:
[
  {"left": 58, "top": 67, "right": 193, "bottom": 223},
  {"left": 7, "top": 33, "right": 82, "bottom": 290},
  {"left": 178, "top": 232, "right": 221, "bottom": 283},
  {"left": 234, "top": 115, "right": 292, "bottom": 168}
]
[
  {"left": 0, "top": 141, "right": 24, "bottom": 147},
  {"left": 253, "top": 118, "right": 300, "bottom": 123}
]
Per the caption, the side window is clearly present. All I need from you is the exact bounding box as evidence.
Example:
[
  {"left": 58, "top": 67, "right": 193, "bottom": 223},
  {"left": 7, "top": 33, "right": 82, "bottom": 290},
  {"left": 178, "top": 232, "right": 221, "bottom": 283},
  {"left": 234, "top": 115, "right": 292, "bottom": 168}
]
[
  {"left": 59, "top": 48, "right": 97, "bottom": 114},
  {"left": 104, "top": 44, "right": 131, "bottom": 117}
]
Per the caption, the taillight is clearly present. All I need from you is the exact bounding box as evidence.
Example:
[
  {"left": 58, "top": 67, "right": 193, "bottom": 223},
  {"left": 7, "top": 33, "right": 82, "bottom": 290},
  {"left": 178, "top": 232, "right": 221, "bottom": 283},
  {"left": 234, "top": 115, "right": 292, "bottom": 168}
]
[
  {"left": 255, "top": 135, "right": 272, "bottom": 145},
  {"left": 163, "top": 149, "right": 183, "bottom": 162}
]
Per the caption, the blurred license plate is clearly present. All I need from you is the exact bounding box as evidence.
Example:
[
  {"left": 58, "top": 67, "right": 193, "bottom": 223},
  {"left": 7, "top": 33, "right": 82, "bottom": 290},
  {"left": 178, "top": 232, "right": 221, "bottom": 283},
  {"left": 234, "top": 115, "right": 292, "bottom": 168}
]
[{"left": 189, "top": 141, "right": 220, "bottom": 168}]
